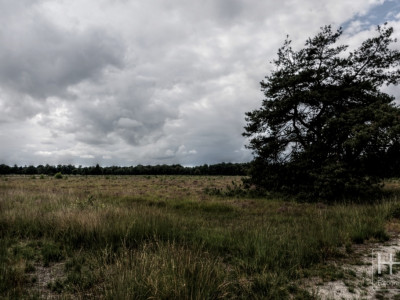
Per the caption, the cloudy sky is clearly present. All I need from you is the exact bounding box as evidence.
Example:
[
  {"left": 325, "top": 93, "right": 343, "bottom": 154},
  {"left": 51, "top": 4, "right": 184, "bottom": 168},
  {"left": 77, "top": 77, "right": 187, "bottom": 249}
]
[{"left": 0, "top": 0, "right": 399, "bottom": 167}]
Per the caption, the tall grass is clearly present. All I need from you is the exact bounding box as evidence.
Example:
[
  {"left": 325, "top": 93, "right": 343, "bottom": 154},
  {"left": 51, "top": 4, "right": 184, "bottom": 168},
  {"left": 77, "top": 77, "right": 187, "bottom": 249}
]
[
  {"left": 104, "top": 242, "right": 232, "bottom": 299},
  {"left": 0, "top": 175, "right": 399, "bottom": 299}
]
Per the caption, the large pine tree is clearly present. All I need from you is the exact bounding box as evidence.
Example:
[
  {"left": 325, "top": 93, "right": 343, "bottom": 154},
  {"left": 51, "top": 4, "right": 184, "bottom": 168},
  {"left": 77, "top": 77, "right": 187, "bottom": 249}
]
[{"left": 243, "top": 24, "right": 400, "bottom": 200}]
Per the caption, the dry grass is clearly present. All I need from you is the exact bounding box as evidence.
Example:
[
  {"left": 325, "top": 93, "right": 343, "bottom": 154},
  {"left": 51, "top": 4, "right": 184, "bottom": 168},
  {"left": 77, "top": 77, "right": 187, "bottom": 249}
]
[{"left": 1, "top": 175, "right": 399, "bottom": 299}]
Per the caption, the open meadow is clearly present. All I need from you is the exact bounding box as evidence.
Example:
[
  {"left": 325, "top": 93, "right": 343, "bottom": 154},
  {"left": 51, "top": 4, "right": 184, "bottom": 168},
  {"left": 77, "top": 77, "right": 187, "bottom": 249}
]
[{"left": 1, "top": 175, "right": 400, "bottom": 299}]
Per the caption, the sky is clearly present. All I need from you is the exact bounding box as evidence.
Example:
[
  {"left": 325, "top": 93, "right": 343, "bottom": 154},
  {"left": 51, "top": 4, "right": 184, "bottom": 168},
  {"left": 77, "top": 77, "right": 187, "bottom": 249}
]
[{"left": 0, "top": 0, "right": 399, "bottom": 167}]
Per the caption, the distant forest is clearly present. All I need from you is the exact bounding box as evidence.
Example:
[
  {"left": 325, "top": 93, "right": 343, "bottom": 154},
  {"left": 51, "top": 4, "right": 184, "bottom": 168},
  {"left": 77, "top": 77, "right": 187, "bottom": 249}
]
[{"left": 0, "top": 163, "right": 250, "bottom": 176}]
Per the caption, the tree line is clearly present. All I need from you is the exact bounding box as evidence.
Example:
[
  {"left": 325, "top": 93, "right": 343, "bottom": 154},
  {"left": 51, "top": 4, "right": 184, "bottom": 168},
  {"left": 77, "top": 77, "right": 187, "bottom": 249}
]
[{"left": 0, "top": 163, "right": 250, "bottom": 176}]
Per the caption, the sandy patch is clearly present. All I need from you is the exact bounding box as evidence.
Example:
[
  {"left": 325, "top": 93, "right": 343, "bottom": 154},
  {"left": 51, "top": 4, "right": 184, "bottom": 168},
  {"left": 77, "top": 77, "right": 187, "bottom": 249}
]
[{"left": 307, "top": 237, "right": 400, "bottom": 299}]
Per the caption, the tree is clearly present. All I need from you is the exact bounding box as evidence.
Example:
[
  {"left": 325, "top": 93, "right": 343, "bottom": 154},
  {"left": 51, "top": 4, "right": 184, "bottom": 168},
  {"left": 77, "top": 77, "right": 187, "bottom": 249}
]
[{"left": 243, "top": 24, "right": 400, "bottom": 200}]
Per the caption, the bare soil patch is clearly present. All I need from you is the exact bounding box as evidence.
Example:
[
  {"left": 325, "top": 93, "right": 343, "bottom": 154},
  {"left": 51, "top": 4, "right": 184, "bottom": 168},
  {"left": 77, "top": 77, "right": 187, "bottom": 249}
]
[{"left": 306, "top": 234, "right": 400, "bottom": 299}]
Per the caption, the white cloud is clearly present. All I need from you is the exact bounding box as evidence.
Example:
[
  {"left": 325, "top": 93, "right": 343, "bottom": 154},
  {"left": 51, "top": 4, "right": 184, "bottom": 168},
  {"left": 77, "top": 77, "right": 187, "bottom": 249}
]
[{"left": 0, "top": 0, "right": 399, "bottom": 166}]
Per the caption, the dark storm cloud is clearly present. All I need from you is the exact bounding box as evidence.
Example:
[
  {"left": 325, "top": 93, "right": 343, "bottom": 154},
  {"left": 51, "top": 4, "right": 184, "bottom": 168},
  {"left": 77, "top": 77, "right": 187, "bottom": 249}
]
[{"left": 0, "top": 1, "right": 124, "bottom": 101}]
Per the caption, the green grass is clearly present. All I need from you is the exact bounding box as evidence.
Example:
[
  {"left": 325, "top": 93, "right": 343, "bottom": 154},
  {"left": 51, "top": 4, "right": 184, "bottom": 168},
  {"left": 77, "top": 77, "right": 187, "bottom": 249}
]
[{"left": 0, "top": 175, "right": 399, "bottom": 299}]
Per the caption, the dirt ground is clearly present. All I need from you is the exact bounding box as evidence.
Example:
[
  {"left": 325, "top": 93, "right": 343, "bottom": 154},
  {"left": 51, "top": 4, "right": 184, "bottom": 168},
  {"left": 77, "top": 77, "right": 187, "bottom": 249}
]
[{"left": 306, "top": 227, "right": 400, "bottom": 299}]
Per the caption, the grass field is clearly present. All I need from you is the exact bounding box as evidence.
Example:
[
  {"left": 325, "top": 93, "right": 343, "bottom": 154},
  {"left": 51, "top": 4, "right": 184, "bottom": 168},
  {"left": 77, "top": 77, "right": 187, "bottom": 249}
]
[{"left": 1, "top": 175, "right": 400, "bottom": 299}]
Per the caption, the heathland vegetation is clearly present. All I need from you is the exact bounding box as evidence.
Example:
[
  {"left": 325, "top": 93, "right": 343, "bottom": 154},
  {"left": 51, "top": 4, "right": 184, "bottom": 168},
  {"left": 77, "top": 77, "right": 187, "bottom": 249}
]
[{"left": 2, "top": 175, "right": 400, "bottom": 299}]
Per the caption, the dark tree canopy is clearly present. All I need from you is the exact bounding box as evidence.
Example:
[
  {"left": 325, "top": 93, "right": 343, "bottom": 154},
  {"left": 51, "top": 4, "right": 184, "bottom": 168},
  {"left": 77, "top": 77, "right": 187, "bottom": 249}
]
[
  {"left": 0, "top": 163, "right": 249, "bottom": 176},
  {"left": 244, "top": 24, "right": 400, "bottom": 200}
]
